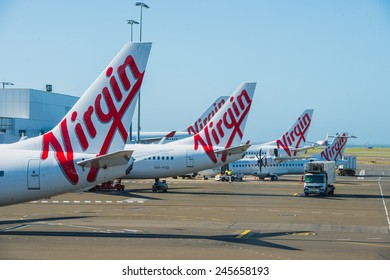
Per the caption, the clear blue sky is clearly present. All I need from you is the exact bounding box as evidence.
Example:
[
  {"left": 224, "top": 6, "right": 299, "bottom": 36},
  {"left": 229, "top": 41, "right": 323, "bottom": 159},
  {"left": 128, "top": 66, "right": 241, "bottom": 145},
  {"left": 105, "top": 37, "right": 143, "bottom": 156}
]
[{"left": 1, "top": 0, "right": 389, "bottom": 146}]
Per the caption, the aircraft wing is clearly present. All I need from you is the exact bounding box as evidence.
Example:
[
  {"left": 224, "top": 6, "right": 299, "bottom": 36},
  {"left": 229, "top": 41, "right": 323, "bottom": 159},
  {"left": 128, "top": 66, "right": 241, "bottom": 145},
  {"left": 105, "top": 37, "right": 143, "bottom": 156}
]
[
  {"left": 215, "top": 144, "right": 251, "bottom": 156},
  {"left": 290, "top": 146, "right": 317, "bottom": 153},
  {"left": 138, "top": 137, "right": 165, "bottom": 144},
  {"left": 138, "top": 131, "right": 178, "bottom": 144},
  {"left": 77, "top": 150, "right": 134, "bottom": 169}
]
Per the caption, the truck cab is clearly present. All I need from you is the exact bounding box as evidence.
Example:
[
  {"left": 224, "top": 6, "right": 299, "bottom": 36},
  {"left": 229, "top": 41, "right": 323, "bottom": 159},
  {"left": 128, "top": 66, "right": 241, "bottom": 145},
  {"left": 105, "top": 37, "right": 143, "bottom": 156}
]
[
  {"left": 303, "top": 161, "right": 336, "bottom": 196},
  {"left": 303, "top": 173, "right": 334, "bottom": 196}
]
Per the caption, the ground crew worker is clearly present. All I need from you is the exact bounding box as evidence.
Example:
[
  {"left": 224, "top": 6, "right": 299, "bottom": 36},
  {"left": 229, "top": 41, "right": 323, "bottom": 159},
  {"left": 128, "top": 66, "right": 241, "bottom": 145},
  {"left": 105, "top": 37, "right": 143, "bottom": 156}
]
[{"left": 227, "top": 169, "right": 233, "bottom": 183}]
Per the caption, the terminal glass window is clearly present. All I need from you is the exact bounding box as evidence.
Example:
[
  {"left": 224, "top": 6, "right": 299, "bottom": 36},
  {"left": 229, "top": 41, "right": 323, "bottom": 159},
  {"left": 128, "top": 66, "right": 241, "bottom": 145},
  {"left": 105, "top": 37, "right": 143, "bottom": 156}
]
[{"left": 0, "top": 117, "right": 13, "bottom": 131}]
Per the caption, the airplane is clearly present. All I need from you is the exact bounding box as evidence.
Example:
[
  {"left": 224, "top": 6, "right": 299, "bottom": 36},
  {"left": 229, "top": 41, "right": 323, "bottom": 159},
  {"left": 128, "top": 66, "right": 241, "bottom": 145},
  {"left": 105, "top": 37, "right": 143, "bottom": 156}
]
[
  {"left": 311, "top": 133, "right": 357, "bottom": 147},
  {"left": 315, "top": 133, "right": 329, "bottom": 146},
  {"left": 0, "top": 42, "right": 152, "bottom": 206},
  {"left": 229, "top": 132, "right": 349, "bottom": 180},
  {"left": 195, "top": 109, "right": 314, "bottom": 178},
  {"left": 130, "top": 96, "right": 229, "bottom": 143},
  {"left": 120, "top": 82, "right": 256, "bottom": 180},
  {"left": 243, "top": 109, "right": 314, "bottom": 160}
]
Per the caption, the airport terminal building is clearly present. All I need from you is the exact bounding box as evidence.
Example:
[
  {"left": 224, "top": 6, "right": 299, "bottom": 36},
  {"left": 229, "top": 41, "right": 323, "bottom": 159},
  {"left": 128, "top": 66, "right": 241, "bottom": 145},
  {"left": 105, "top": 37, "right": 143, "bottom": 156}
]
[{"left": 0, "top": 88, "right": 78, "bottom": 144}]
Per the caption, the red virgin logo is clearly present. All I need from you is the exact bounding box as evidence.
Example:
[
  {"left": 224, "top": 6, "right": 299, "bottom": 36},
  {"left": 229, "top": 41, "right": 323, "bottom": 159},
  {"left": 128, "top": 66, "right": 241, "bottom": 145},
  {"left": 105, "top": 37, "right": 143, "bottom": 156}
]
[
  {"left": 276, "top": 112, "right": 311, "bottom": 156},
  {"left": 320, "top": 133, "right": 347, "bottom": 161},
  {"left": 193, "top": 90, "right": 252, "bottom": 163},
  {"left": 187, "top": 98, "right": 226, "bottom": 135},
  {"left": 41, "top": 55, "right": 145, "bottom": 184}
]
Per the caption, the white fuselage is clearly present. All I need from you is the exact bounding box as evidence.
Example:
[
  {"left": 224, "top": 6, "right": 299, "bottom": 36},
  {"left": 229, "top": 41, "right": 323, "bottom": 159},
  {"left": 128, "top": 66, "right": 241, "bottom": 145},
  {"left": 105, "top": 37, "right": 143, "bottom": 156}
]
[
  {"left": 0, "top": 136, "right": 132, "bottom": 206},
  {"left": 243, "top": 142, "right": 309, "bottom": 159},
  {"left": 122, "top": 143, "right": 245, "bottom": 179},
  {"left": 230, "top": 158, "right": 306, "bottom": 178}
]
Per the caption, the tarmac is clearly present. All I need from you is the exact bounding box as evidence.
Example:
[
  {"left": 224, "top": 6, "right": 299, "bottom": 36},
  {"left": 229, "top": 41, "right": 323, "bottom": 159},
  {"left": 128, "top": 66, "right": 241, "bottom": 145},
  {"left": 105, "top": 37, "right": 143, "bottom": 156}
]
[{"left": 0, "top": 163, "right": 389, "bottom": 260}]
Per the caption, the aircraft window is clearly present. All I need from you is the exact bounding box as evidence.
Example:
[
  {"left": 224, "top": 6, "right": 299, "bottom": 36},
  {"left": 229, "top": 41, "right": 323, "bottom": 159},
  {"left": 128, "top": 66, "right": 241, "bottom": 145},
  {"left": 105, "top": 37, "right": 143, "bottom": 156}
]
[
  {"left": 148, "top": 157, "right": 151, "bottom": 160},
  {"left": 153, "top": 156, "right": 156, "bottom": 160},
  {"left": 166, "top": 157, "right": 169, "bottom": 160},
  {"left": 0, "top": 171, "right": 4, "bottom": 177},
  {"left": 162, "top": 156, "right": 165, "bottom": 160},
  {"left": 171, "top": 156, "right": 174, "bottom": 160},
  {"left": 157, "top": 156, "right": 160, "bottom": 160}
]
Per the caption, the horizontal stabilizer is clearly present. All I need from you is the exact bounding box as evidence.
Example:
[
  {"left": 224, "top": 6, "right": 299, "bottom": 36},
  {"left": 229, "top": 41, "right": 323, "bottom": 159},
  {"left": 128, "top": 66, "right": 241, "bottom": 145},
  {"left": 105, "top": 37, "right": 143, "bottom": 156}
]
[
  {"left": 215, "top": 144, "right": 251, "bottom": 156},
  {"left": 77, "top": 150, "right": 134, "bottom": 169}
]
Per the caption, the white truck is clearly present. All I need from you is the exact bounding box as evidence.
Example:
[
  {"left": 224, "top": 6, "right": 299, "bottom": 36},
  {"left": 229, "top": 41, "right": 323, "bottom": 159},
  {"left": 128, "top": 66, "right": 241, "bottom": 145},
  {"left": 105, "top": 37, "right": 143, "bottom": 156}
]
[
  {"left": 337, "top": 155, "right": 356, "bottom": 176},
  {"left": 303, "top": 161, "right": 336, "bottom": 196}
]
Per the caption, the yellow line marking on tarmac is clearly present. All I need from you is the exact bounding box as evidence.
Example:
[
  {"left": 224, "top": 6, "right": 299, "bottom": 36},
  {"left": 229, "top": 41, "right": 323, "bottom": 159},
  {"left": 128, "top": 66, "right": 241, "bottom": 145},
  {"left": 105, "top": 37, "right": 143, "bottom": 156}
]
[
  {"left": 340, "top": 241, "right": 390, "bottom": 248},
  {"left": 292, "top": 232, "right": 317, "bottom": 236},
  {"left": 236, "top": 230, "right": 251, "bottom": 239}
]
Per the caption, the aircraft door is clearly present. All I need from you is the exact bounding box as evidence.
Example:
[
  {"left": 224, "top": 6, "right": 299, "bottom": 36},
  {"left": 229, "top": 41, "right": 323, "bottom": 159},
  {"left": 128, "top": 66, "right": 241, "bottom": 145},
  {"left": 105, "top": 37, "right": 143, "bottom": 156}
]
[
  {"left": 27, "top": 159, "right": 40, "bottom": 190},
  {"left": 186, "top": 151, "right": 194, "bottom": 167}
]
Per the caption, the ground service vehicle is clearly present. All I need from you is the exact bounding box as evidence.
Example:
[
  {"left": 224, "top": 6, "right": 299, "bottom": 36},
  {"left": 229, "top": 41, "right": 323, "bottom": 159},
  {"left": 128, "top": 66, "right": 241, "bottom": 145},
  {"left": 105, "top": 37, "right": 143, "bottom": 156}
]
[
  {"left": 303, "top": 161, "right": 336, "bottom": 196},
  {"left": 89, "top": 180, "right": 125, "bottom": 192},
  {"left": 338, "top": 155, "right": 356, "bottom": 176},
  {"left": 152, "top": 179, "right": 168, "bottom": 192},
  {"left": 215, "top": 173, "right": 243, "bottom": 182}
]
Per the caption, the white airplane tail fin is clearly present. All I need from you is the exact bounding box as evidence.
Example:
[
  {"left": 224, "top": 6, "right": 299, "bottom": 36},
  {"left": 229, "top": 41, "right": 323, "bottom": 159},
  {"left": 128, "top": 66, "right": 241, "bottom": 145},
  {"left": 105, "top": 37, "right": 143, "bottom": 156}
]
[
  {"left": 174, "top": 82, "right": 256, "bottom": 163},
  {"left": 42, "top": 42, "right": 151, "bottom": 155},
  {"left": 185, "top": 96, "right": 229, "bottom": 135},
  {"left": 274, "top": 109, "right": 314, "bottom": 156},
  {"left": 41, "top": 42, "right": 151, "bottom": 183},
  {"left": 313, "top": 132, "right": 349, "bottom": 162}
]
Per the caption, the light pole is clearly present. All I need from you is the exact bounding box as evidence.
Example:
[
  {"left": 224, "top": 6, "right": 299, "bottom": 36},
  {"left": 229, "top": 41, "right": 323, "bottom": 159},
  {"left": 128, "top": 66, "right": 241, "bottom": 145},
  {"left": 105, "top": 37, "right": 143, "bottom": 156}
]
[
  {"left": 135, "top": 2, "right": 149, "bottom": 142},
  {"left": 1, "top": 82, "right": 14, "bottom": 88},
  {"left": 127, "top": 19, "right": 139, "bottom": 42},
  {"left": 135, "top": 2, "right": 149, "bottom": 42},
  {"left": 127, "top": 20, "right": 139, "bottom": 142}
]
